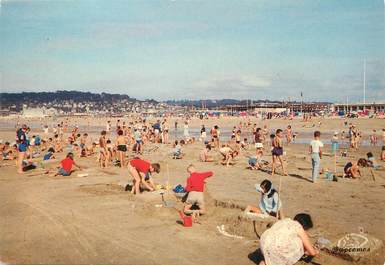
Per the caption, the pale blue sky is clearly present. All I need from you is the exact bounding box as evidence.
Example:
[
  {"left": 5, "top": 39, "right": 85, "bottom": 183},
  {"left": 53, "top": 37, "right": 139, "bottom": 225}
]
[{"left": 0, "top": 0, "right": 384, "bottom": 102}]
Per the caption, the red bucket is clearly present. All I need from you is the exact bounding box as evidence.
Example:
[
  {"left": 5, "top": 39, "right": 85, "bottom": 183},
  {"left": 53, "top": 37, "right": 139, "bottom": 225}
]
[{"left": 179, "top": 211, "right": 193, "bottom": 227}]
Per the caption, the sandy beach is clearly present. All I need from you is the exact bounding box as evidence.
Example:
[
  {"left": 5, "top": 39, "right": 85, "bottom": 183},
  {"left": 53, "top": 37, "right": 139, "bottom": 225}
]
[{"left": 0, "top": 116, "right": 384, "bottom": 265}]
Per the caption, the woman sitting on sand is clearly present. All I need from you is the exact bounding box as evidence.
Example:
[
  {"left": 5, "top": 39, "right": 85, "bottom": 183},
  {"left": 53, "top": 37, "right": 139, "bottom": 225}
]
[
  {"left": 244, "top": 179, "right": 283, "bottom": 218},
  {"left": 259, "top": 213, "right": 318, "bottom": 265}
]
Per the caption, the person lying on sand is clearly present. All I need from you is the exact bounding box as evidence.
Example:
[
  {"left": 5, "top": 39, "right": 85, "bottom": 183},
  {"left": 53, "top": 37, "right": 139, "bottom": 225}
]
[
  {"left": 183, "top": 164, "right": 213, "bottom": 221},
  {"left": 55, "top": 152, "right": 82, "bottom": 176},
  {"left": 128, "top": 157, "right": 160, "bottom": 195},
  {"left": 43, "top": 147, "right": 56, "bottom": 161},
  {"left": 219, "top": 145, "right": 238, "bottom": 166},
  {"left": 199, "top": 144, "right": 214, "bottom": 162},
  {"left": 244, "top": 179, "right": 283, "bottom": 219},
  {"left": 258, "top": 213, "right": 318, "bottom": 265}
]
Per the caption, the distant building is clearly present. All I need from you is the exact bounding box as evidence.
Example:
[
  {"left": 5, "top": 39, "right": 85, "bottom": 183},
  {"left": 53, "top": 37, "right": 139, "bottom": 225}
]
[
  {"left": 22, "top": 105, "right": 57, "bottom": 117},
  {"left": 332, "top": 102, "right": 385, "bottom": 113}
]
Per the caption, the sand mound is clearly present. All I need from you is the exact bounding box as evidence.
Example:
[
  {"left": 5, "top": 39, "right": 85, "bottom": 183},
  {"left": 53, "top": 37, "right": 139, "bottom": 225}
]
[{"left": 78, "top": 183, "right": 126, "bottom": 196}]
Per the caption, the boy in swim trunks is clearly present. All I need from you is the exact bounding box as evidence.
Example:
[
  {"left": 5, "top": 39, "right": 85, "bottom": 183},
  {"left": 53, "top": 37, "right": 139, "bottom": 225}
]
[
  {"left": 271, "top": 129, "right": 287, "bottom": 176},
  {"left": 116, "top": 129, "right": 128, "bottom": 167}
]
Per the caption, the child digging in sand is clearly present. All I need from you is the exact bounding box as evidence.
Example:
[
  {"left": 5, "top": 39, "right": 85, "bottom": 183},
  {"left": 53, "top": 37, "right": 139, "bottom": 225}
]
[
  {"left": 219, "top": 144, "right": 238, "bottom": 166},
  {"left": 55, "top": 152, "right": 82, "bottom": 176},
  {"left": 128, "top": 157, "right": 160, "bottom": 195},
  {"left": 173, "top": 140, "right": 183, "bottom": 159},
  {"left": 247, "top": 143, "right": 264, "bottom": 170},
  {"left": 183, "top": 164, "right": 213, "bottom": 221}
]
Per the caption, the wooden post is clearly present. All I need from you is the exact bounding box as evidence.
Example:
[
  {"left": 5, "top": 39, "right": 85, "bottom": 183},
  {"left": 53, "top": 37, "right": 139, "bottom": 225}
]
[
  {"left": 277, "top": 175, "right": 282, "bottom": 219},
  {"left": 166, "top": 163, "right": 170, "bottom": 192}
]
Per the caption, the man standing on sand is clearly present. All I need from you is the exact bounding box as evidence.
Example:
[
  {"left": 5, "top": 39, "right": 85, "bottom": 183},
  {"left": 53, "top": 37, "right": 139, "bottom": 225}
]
[
  {"left": 16, "top": 124, "right": 29, "bottom": 174},
  {"left": 309, "top": 131, "right": 323, "bottom": 183}
]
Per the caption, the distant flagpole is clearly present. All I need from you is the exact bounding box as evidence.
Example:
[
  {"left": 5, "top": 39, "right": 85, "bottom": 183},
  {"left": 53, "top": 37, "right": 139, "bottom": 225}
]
[
  {"left": 300, "top": 91, "right": 303, "bottom": 115},
  {"left": 363, "top": 59, "right": 366, "bottom": 108}
]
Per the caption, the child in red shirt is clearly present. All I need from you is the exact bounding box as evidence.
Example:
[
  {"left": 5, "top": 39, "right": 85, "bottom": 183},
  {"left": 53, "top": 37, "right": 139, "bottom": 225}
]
[
  {"left": 55, "top": 152, "right": 82, "bottom": 176},
  {"left": 128, "top": 157, "right": 160, "bottom": 195},
  {"left": 184, "top": 164, "right": 213, "bottom": 218}
]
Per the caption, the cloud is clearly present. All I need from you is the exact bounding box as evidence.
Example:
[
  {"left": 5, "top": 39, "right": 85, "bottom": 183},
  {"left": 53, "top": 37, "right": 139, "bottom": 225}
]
[{"left": 171, "top": 74, "right": 272, "bottom": 100}]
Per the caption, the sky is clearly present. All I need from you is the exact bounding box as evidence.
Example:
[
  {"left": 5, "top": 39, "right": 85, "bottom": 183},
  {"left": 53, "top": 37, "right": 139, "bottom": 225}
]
[{"left": 0, "top": 0, "right": 384, "bottom": 102}]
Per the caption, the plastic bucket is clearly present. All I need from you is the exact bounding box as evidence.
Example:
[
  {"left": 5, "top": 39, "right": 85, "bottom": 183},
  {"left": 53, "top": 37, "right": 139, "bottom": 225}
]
[{"left": 179, "top": 211, "right": 193, "bottom": 227}]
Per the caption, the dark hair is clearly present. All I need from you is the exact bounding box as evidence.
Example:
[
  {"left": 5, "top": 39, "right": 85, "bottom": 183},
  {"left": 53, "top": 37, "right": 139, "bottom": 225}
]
[
  {"left": 366, "top": 152, "right": 373, "bottom": 158},
  {"left": 294, "top": 213, "right": 313, "bottom": 230},
  {"left": 276, "top": 129, "right": 282, "bottom": 134},
  {"left": 48, "top": 147, "right": 55, "bottom": 153},
  {"left": 357, "top": 158, "right": 368, "bottom": 167},
  {"left": 101, "top": 130, "right": 106, "bottom": 135},
  {"left": 84, "top": 133, "right": 88, "bottom": 136},
  {"left": 174, "top": 140, "right": 179, "bottom": 145},
  {"left": 66, "top": 152, "right": 74, "bottom": 159},
  {"left": 260, "top": 179, "right": 277, "bottom": 198},
  {"left": 260, "top": 179, "right": 272, "bottom": 192},
  {"left": 151, "top": 163, "right": 160, "bottom": 173},
  {"left": 205, "top": 144, "right": 211, "bottom": 150},
  {"left": 314, "top": 131, "right": 321, "bottom": 137},
  {"left": 382, "top": 146, "right": 385, "bottom": 151},
  {"left": 117, "top": 130, "right": 123, "bottom": 136}
]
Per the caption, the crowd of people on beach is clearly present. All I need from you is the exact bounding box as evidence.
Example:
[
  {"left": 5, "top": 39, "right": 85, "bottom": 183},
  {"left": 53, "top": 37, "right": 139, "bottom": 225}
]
[{"left": 1, "top": 114, "right": 384, "bottom": 265}]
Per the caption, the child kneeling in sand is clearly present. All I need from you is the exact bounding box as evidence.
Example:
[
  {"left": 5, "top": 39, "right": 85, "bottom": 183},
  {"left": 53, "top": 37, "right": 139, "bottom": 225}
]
[
  {"left": 184, "top": 164, "right": 213, "bottom": 220},
  {"left": 247, "top": 143, "right": 264, "bottom": 170},
  {"left": 55, "top": 152, "right": 82, "bottom": 176},
  {"left": 128, "top": 157, "right": 160, "bottom": 195},
  {"left": 200, "top": 144, "right": 214, "bottom": 162},
  {"left": 244, "top": 179, "right": 283, "bottom": 219},
  {"left": 173, "top": 140, "right": 183, "bottom": 159}
]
